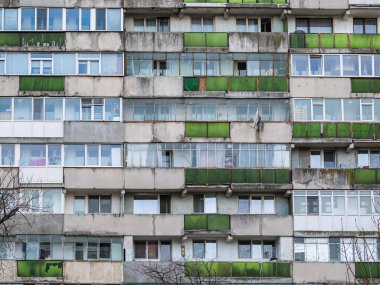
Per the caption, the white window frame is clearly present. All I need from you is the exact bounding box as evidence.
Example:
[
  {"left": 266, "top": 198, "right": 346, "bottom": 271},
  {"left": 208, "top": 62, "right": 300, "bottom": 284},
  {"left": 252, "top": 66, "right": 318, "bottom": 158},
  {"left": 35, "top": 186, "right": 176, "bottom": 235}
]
[{"left": 29, "top": 54, "right": 53, "bottom": 75}]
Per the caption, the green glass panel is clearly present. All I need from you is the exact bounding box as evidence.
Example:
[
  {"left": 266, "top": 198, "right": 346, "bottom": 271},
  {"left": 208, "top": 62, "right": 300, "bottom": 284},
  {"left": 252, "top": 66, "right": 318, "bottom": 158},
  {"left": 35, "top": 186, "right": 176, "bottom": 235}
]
[
  {"left": 211, "top": 262, "right": 231, "bottom": 277},
  {"left": 355, "top": 263, "right": 379, "bottom": 279},
  {"left": 320, "top": 34, "right": 334, "bottom": 48},
  {"left": 374, "top": 123, "right": 380, "bottom": 139},
  {"left": 184, "top": 214, "right": 207, "bottom": 230},
  {"left": 0, "top": 34, "right": 6, "bottom": 45},
  {"left": 185, "top": 122, "right": 207, "bottom": 137},
  {"left": 323, "top": 123, "right": 337, "bottom": 138},
  {"left": 185, "top": 262, "right": 208, "bottom": 277},
  {"left": 40, "top": 261, "right": 63, "bottom": 277},
  {"left": 184, "top": 33, "right": 206, "bottom": 47},
  {"left": 206, "top": 77, "right": 228, "bottom": 91},
  {"left": 19, "top": 77, "right": 41, "bottom": 91},
  {"left": 230, "top": 77, "right": 245, "bottom": 91},
  {"left": 307, "top": 122, "right": 321, "bottom": 138},
  {"left": 290, "top": 33, "right": 305, "bottom": 48},
  {"left": 377, "top": 169, "right": 380, "bottom": 184},
  {"left": 275, "top": 169, "right": 290, "bottom": 183},
  {"left": 232, "top": 262, "right": 246, "bottom": 277},
  {"left": 305, "top": 34, "right": 319, "bottom": 48},
  {"left": 373, "top": 79, "right": 380, "bottom": 93},
  {"left": 17, "top": 261, "right": 63, "bottom": 277},
  {"left": 207, "top": 169, "right": 230, "bottom": 184},
  {"left": 335, "top": 34, "right": 349, "bottom": 48},
  {"left": 230, "top": 0, "right": 243, "bottom": 3},
  {"left": 183, "top": 77, "right": 200, "bottom": 91},
  {"left": 186, "top": 169, "right": 208, "bottom": 184},
  {"left": 354, "top": 169, "right": 377, "bottom": 184},
  {"left": 272, "top": 77, "right": 288, "bottom": 92},
  {"left": 206, "top": 33, "right": 228, "bottom": 47},
  {"left": 337, "top": 123, "right": 351, "bottom": 138},
  {"left": 276, "top": 263, "right": 291, "bottom": 277},
  {"left": 4, "top": 33, "right": 20, "bottom": 46},
  {"left": 372, "top": 35, "right": 380, "bottom": 49},
  {"left": 207, "top": 214, "right": 230, "bottom": 231},
  {"left": 231, "top": 169, "right": 246, "bottom": 183},
  {"left": 351, "top": 79, "right": 373, "bottom": 93},
  {"left": 258, "top": 77, "right": 273, "bottom": 91},
  {"left": 262, "top": 262, "right": 275, "bottom": 277},
  {"left": 41, "top": 76, "right": 64, "bottom": 91},
  {"left": 21, "top": 33, "right": 65, "bottom": 47},
  {"left": 353, "top": 123, "right": 373, "bottom": 139},
  {"left": 207, "top": 122, "right": 230, "bottom": 138},
  {"left": 272, "top": 0, "right": 287, "bottom": 3},
  {"left": 262, "top": 169, "right": 276, "bottom": 183},
  {"left": 350, "top": 34, "right": 371, "bottom": 49},
  {"left": 206, "top": 0, "right": 226, "bottom": 2},
  {"left": 245, "top": 262, "right": 260, "bottom": 277},
  {"left": 245, "top": 169, "right": 260, "bottom": 183},
  {"left": 293, "top": 123, "right": 307, "bottom": 138},
  {"left": 245, "top": 77, "right": 258, "bottom": 91}
]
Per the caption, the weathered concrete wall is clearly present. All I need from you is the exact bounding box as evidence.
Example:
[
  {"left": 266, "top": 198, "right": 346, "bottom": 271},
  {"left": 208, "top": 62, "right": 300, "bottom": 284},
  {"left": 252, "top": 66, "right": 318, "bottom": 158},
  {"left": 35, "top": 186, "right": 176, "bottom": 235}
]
[
  {"left": 64, "top": 261, "right": 123, "bottom": 284},
  {"left": 126, "top": 33, "right": 183, "bottom": 52},
  {"left": 293, "top": 168, "right": 353, "bottom": 189},
  {"left": 0, "top": 260, "right": 16, "bottom": 282},
  {"left": 290, "top": 78, "right": 351, "bottom": 98},
  {"left": 231, "top": 123, "right": 291, "bottom": 143},
  {"left": 293, "top": 262, "right": 354, "bottom": 284},
  {"left": 64, "top": 214, "right": 184, "bottom": 236},
  {"left": 229, "top": 33, "right": 288, "bottom": 53},
  {"left": 124, "top": 77, "right": 183, "bottom": 97},
  {"left": 66, "top": 32, "right": 124, "bottom": 51},
  {"left": 290, "top": 0, "right": 348, "bottom": 9},
  {"left": 64, "top": 122, "right": 125, "bottom": 143},
  {"left": 125, "top": 123, "right": 185, "bottom": 142},
  {"left": 64, "top": 168, "right": 125, "bottom": 189},
  {"left": 14, "top": 214, "right": 64, "bottom": 235},
  {"left": 0, "top": 76, "right": 19, "bottom": 96},
  {"left": 65, "top": 77, "right": 124, "bottom": 97},
  {"left": 230, "top": 215, "right": 293, "bottom": 236}
]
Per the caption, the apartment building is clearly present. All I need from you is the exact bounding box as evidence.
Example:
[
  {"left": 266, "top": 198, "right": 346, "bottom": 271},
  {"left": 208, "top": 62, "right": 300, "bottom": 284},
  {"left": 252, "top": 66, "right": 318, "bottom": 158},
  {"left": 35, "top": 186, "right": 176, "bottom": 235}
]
[{"left": 0, "top": 0, "right": 378, "bottom": 284}]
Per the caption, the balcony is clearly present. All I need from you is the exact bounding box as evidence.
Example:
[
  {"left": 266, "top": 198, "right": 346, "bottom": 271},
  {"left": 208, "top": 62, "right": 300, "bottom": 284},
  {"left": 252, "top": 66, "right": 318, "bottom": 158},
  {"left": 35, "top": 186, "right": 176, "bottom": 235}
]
[
  {"left": 185, "top": 122, "right": 230, "bottom": 138},
  {"left": 0, "top": 32, "right": 65, "bottom": 49},
  {"left": 351, "top": 79, "right": 380, "bottom": 93},
  {"left": 185, "top": 261, "right": 291, "bottom": 278},
  {"left": 355, "top": 263, "right": 380, "bottom": 279},
  {"left": 17, "top": 260, "right": 63, "bottom": 278},
  {"left": 19, "top": 76, "right": 64, "bottom": 93},
  {"left": 184, "top": 32, "right": 228, "bottom": 48},
  {"left": 290, "top": 33, "right": 380, "bottom": 50},
  {"left": 354, "top": 169, "right": 380, "bottom": 185},
  {"left": 183, "top": 76, "right": 288, "bottom": 92},
  {"left": 184, "top": 214, "right": 230, "bottom": 232},
  {"left": 293, "top": 168, "right": 353, "bottom": 189}
]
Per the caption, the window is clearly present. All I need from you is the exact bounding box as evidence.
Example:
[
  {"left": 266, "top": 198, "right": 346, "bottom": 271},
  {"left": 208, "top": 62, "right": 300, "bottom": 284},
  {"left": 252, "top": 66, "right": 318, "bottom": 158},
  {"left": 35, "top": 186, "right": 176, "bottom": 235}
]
[
  {"left": 310, "top": 150, "right": 335, "bottom": 168},
  {"left": 81, "top": 9, "right": 91, "bottom": 31},
  {"left": 74, "top": 196, "right": 85, "bottom": 214},
  {"left": 342, "top": 55, "right": 359, "bottom": 76},
  {"left": 133, "top": 195, "right": 171, "bottom": 214},
  {"left": 66, "top": 8, "right": 79, "bottom": 31},
  {"left": 108, "top": 9, "right": 122, "bottom": 31},
  {"left": 191, "top": 18, "right": 214, "bottom": 32},
  {"left": 153, "top": 60, "right": 167, "bottom": 76},
  {"left": 81, "top": 98, "right": 104, "bottom": 120},
  {"left": 236, "top": 18, "right": 258, "bottom": 32},
  {"left": 354, "top": 18, "right": 377, "bottom": 34},
  {"left": 30, "top": 54, "right": 52, "bottom": 75},
  {"left": 45, "top": 98, "right": 63, "bottom": 120},
  {"left": 21, "top": 8, "right": 35, "bottom": 30},
  {"left": 261, "top": 18, "right": 272, "bottom": 32},
  {"left": 194, "top": 194, "right": 216, "bottom": 213},
  {"left": 134, "top": 240, "right": 161, "bottom": 260},
  {"left": 96, "top": 9, "right": 106, "bottom": 30},
  {"left": 307, "top": 196, "right": 319, "bottom": 214},
  {"left": 0, "top": 98, "right": 11, "bottom": 120},
  {"left": 161, "top": 150, "right": 173, "bottom": 168},
  {"left": 49, "top": 8, "right": 63, "bottom": 31},
  {"left": 88, "top": 196, "right": 111, "bottom": 214},
  {"left": 238, "top": 195, "right": 275, "bottom": 214},
  {"left": 193, "top": 241, "right": 216, "bottom": 259},
  {"left": 235, "top": 61, "right": 247, "bottom": 76},
  {"left": 310, "top": 56, "right": 322, "bottom": 76},
  {"left": 238, "top": 240, "right": 275, "bottom": 260},
  {"left": 48, "top": 144, "right": 61, "bottom": 166},
  {"left": 64, "top": 145, "right": 85, "bottom": 166},
  {"left": 324, "top": 55, "right": 340, "bottom": 76},
  {"left": 292, "top": 55, "right": 309, "bottom": 76},
  {"left": 36, "top": 8, "right": 47, "bottom": 30},
  {"left": 358, "top": 150, "right": 380, "bottom": 168},
  {"left": 296, "top": 18, "right": 333, "bottom": 33},
  {"left": 1, "top": 144, "right": 15, "bottom": 165},
  {"left": 78, "top": 54, "right": 100, "bottom": 75},
  {"left": 133, "top": 18, "right": 169, "bottom": 32},
  {"left": 4, "top": 9, "right": 18, "bottom": 30}
]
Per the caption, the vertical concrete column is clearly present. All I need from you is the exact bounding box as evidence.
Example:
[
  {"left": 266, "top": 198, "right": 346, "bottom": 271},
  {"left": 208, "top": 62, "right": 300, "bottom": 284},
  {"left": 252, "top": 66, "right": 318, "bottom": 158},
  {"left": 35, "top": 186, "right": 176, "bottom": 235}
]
[
  {"left": 124, "top": 236, "right": 134, "bottom": 261},
  {"left": 278, "top": 237, "right": 293, "bottom": 261}
]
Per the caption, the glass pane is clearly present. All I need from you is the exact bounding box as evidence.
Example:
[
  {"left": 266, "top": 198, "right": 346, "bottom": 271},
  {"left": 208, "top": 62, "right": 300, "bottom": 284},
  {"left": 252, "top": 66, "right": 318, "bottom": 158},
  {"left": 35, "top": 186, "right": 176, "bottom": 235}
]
[
  {"left": 238, "top": 241, "right": 251, "bottom": 258},
  {"left": 344, "top": 99, "right": 360, "bottom": 121},
  {"left": 48, "top": 145, "right": 61, "bottom": 166},
  {"left": 134, "top": 196, "right": 158, "bottom": 214},
  {"left": 96, "top": 9, "right": 106, "bottom": 30},
  {"left": 45, "top": 98, "right": 63, "bottom": 120},
  {"left": 107, "top": 9, "right": 121, "bottom": 31},
  {"left": 309, "top": 18, "right": 332, "bottom": 33},
  {"left": 20, "top": 144, "right": 46, "bottom": 166},
  {"left": 65, "top": 98, "right": 80, "bottom": 120},
  {"left": 134, "top": 241, "right": 146, "bottom": 259},
  {"left": 343, "top": 55, "right": 359, "bottom": 76},
  {"left": 87, "top": 145, "right": 99, "bottom": 165},
  {"left": 193, "top": 241, "right": 204, "bottom": 258},
  {"left": 324, "top": 55, "right": 341, "bottom": 76},
  {"left": 348, "top": 196, "right": 358, "bottom": 214},
  {"left": 88, "top": 196, "right": 100, "bottom": 213},
  {"left": 81, "top": 9, "right": 91, "bottom": 31},
  {"left": 307, "top": 196, "right": 319, "bottom": 214},
  {"left": 310, "top": 56, "right": 322, "bottom": 75},
  {"left": 321, "top": 197, "right": 332, "bottom": 214},
  {"left": 1, "top": 144, "right": 15, "bottom": 165},
  {"left": 292, "top": 55, "right": 309, "bottom": 76},
  {"left": 100, "top": 243, "right": 111, "bottom": 259},
  {"left": 66, "top": 8, "right": 79, "bottom": 31},
  {"left": 325, "top": 99, "right": 342, "bottom": 121},
  {"left": 361, "top": 55, "right": 373, "bottom": 76},
  {"left": 87, "top": 242, "right": 98, "bottom": 259},
  {"left": 160, "top": 242, "right": 171, "bottom": 261},
  {"left": 263, "top": 196, "right": 275, "bottom": 214},
  {"left": 360, "top": 196, "right": 371, "bottom": 214},
  {"left": 238, "top": 196, "right": 250, "bottom": 213},
  {"left": 5, "top": 9, "right": 18, "bottom": 30},
  {"left": 204, "top": 195, "right": 217, "bottom": 213},
  {"left": 100, "top": 196, "right": 111, "bottom": 213},
  {"left": 14, "top": 98, "right": 32, "bottom": 120},
  {"left": 49, "top": 8, "right": 62, "bottom": 30},
  {"left": 21, "top": 8, "right": 35, "bottom": 30},
  {"left": 148, "top": 241, "right": 158, "bottom": 259},
  {"left": 36, "top": 8, "right": 47, "bottom": 30},
  {"left": 64, "top": 145, "right": 85, "bottom": 166},
  {"left": 74, "top": 196, "right": 85, "bottom": 214},
  {"left": 333, "top": 196, "right": 345, "bottom": 215},
  {"left": 205, "top": 241, "right": 216, "bottom": 259},
  {"left": 251, "top": 197, "right": 262, "bottom": 214}
]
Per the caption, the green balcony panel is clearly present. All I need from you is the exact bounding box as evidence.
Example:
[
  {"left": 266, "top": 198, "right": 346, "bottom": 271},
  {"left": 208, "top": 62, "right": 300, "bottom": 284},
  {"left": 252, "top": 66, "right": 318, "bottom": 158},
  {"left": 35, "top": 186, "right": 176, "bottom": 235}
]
[
  {"left": 229, "top": 0, "right": 243, "bottom": 2},
  {"left": 207, "top": 122, "right": 230, "bottom": 138},
  {"left": 262, "top": 262, "right": 275, "bottom": 277},
  {"left": 272, "top": 77, "right": 288, "bottom": 92},
  {"left": 373, "top": 79, "right": 380, "bottom": 93},
  {"left": 355, "top": 263, "right": 379, "bottom": 279},
  {"left": 350, "top": 34, "right": 371, "bottom": 49},
  {"left": 211, "top": 262, "right": 231, "bottom": 277},
  {"left": 206, "top": 0, "right": 226, "bottom": 2},
  {"left": 185, "top": 262, "right": 209, "bottom": 277},
  {"left": 373, "top": 35, "right": 380, "bottom": 49},
  {"left": 245, "top": 169, "right": 261, "bottom": 183},
  {"left": 276, "top": 263, "right": 291, "bottom": 277},
  {"left": 305, "top": 34, "right": 319, "bottom": 48},
  {"left": 184, "top": 214, "right": 207, "bottom": 230},
  {"left": 245, "top": 262, "right": 260, "bottom": 277},
  {"left": 320, "top": 34, "right": 334, "bottom": 48},
  {"left": 290, "top": 33, "right": 305, "bottom": 48},
  {"left": 184, "top": 33, "right": 206, "bottom": 47},
  {"left": 246, "top": 77, "right": 258, "bottom": 91},
  {"left": 307, "top": 122, "right": 321, "bottom": 138},
  {"left": 232, "top": 262, "right": 246, "bottom": 277},
  {"left": 323, "top": 123, "right": 337, "bottom": 138},
  {"left": 374, "top": 123, "right": 380, "bottom": 139},
  {"left": 231, "top": 169, "right": 246, "bottom": 183},
  {"left": 207, "top": 169, "right": 230, "bottom": 184},
  {"left": 183, "top": 77, "right": 200, "bottom": 91},
  {"left": 206, "top": 33, "right": 228, "bottom": 47},
  {"left": 186, "top": 169, "right": 208, "bottom": 184},
  {"left": 258, "top": 77, "right": 273, "bottom": 91},
  {"left": 206, "top": 77, "right": 228, "bottom": 91},
  {"left": 0, "top": 33, "right": 20, "bottom": 46},
  {"left": 377, "top": 169, "right": 380, "bottom": 184},
  {"left": 275, "top": 169, "right": 290, "bottom": 183},
  {"left": 353, "top": 123, "right": 374, "bottom": 139},
  {"left": 243, "top": 0, "right": 258, "bottom": 2},
  {"left": 335, "top": 34, "right": 349, "bottom": 48},
  {"left": 230, "top": 77, "right": 245, "bottom": 91},
  {"left": 40, "top": 261, "right": 63, "bottom": 277},
  {"left": 272, "top": 0, "right": 287, "bottom": 3},
  {"left": 19, "top": 76, "right": 64, "bottom": 92},
  {"left": 293, "top": 122, "right": 307, "bottom": 138},
  {"left": 354, "top": 169, "right": 377, "bottom": 184},
  {"left": 351, "top": 79, "right": 373, "bottom": 93},
  {"left": 21, "top": 32, "right": 65, "bottom": 47},
  {"left": 185, "top": 122, "right": 208, "bottom": 137},
  {"left": 262, "top": 169, "right": 276, "bottom": 183},
  {"left": 17, "top": 260, "right": 63, "bottom": 277},
  {"left": 207, "top": 214, "right": 230, "bottom": 231},
  {"left": 337, "top": 123, "right": 351, "bottom": 138}
]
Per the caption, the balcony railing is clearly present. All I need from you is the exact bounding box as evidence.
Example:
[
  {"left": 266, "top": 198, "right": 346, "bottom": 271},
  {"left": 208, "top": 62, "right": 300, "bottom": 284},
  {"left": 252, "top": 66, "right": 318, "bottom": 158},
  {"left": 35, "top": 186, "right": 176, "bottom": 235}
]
[
  {"left": 17, "top": 260, "right": 63, "bottom": 277},
  {"left": 185, "top": 168, "right": 291, "bottom": 184},
  {"left": 184, "top": 214, "right": 230, "bottom": 231},
  {"left": 290, "top": 33, "right": 380, "bottom": 49},
  {"left": 184, "top": 76, "right": 288, "bottom": 92},
  {"left": 293, "top": 122, "right": 380, "bottom": 140},
  {"left": 352, "top": 79, "right": 380, "bottom": 93},
  {"left": 185, "top": 261, "right": 291, "bottom": 278},
  {"left": 0, "top": 32, "right": 65, "bottom": 47},
  {"left": 355, "top": 262, "right": 380, "bottom": 279},
  {"left": 185, "top": 122, "right": 230, "bottom": 138},
  {"left": 19, "top": 76, "right": 65, "bottom": 92},
  {"left": 184, "top": 32, "right": 228, "bottom": 47}
]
